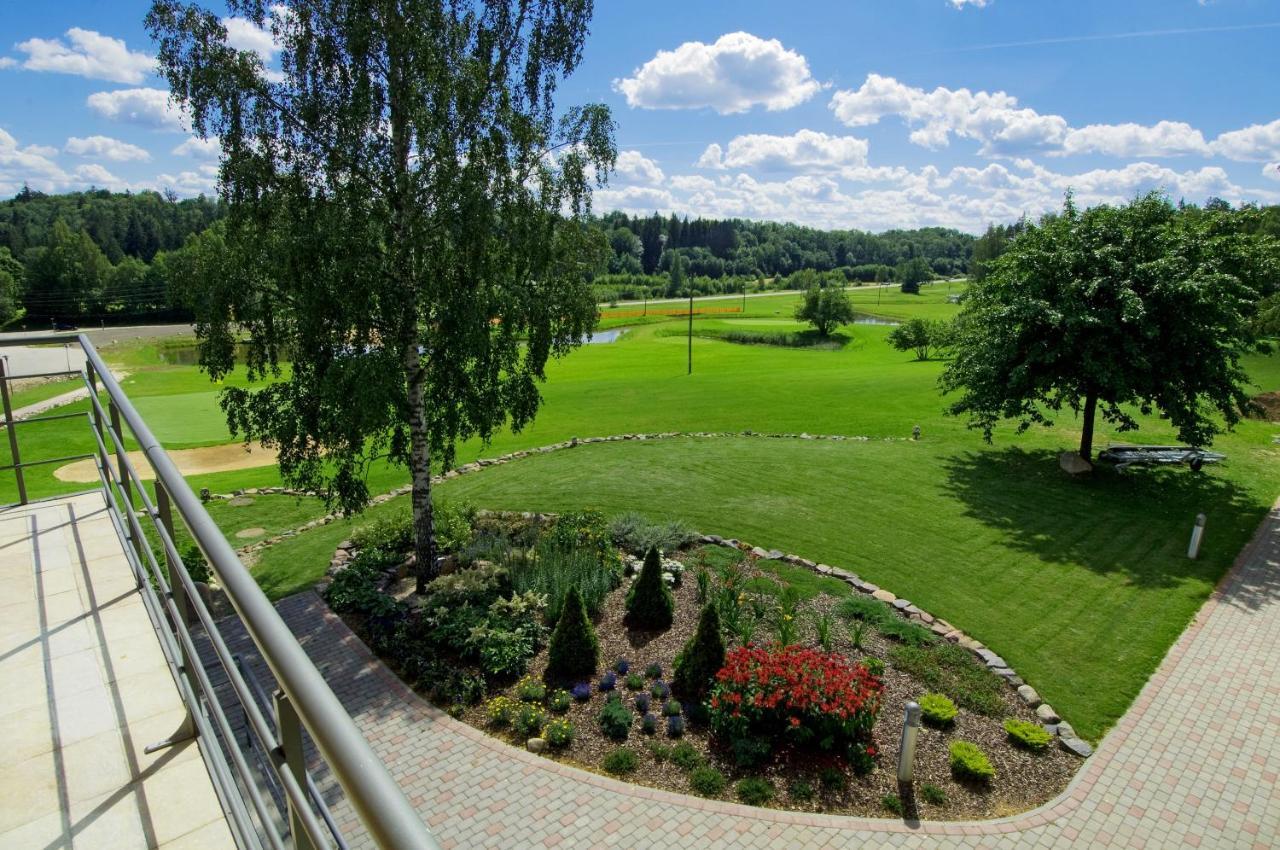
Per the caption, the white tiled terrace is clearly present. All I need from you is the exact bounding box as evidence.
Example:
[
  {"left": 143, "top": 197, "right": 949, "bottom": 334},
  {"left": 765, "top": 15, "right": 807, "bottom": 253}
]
[{"left": 0, "top": 491, "right": 234, "bottom": 849}]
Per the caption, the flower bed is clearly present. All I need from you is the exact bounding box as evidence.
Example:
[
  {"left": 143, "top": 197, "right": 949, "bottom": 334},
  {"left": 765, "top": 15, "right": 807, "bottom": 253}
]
[{"left": 325, "top": 510, "right": 1082, "bottom": 820}]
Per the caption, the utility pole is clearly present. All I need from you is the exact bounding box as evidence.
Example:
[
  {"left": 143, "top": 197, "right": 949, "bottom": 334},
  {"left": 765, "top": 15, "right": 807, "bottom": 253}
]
[{"left": 687, "top": 259, "right": 693, "bottom": 376}]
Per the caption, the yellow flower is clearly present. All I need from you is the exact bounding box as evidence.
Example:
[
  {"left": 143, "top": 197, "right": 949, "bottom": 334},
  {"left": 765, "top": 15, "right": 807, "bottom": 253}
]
[{"left": 783, "top": 614, "right": 793, "bottom": 621}]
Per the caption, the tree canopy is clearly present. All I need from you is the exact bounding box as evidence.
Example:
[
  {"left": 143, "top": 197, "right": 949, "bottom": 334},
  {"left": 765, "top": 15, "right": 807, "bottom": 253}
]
[
  {"left": 795, "top": 284, "right": 855, "bottom": 336},
  {"left": 148, "top": 0, "right": 615, "bottom": 590},
  {"left": 941, "top": 193, "right": 1279, "bottom": 461}
]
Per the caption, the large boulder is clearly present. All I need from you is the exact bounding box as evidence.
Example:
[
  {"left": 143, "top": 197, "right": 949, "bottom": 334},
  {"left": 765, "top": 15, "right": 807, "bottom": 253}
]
[{"left": 1059, "top": 451, "right": 1093, "bottom": 475}]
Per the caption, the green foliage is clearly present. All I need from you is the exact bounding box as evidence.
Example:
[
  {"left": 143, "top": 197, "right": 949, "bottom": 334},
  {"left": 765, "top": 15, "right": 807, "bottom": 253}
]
[
  {"left": 836, "top": 595, "right": 893, "bottom": 625},
  {"left": 515, "top": 676, "right": 547, "bottom": 703},
  {"left": 510, "top": 524, "right": 621, "bottom": 624},
  {"left": 607, "top": 511, "right": 698, "bottom": 555},
  {"left": 688, "top": 766, "right": 727, "bottom": 797},
  {"left": 942, "top": 193, "right": 1280, "bottom": 460},
  {"left": 877, "top": 617, "right": 938, "bottom": 647},
  {"left": 788, "top": 778, "right": 815, "bottom": 802},
  {"left": 814, "top": 610, "right": 836, "bottom": 651},
  {"left": 513, "top": 703, "right": 547, "bottom": 738},
  {"left": 352, "top": 510, "right": 415, "bottom": 554},
  {"left": 597, "top": 696, "right": 633, "bottom": 741},
  {"left": 323, "top": 560, "right": 399, "bottom": 619},
  {"left": 663, "top": 699, "right": 682, "bottom": 717},
  {"left": 949, "top": 741, "right": 995, "bottom": 781},
  {"left": 455, "top": 592, "right": 548, "bottom": 679},
  {"left": 545, "top": 587, "right": 600, "bottom": 683},
  {"left": 419, "top": 562, "right": 509, "bottom": 612},
  {"left": 919, "top": 693, "right": 959, "bottom": 727},
  {"left": 881, "top": 793, "right": 904, "bottom": 815},
  {"left": 1004, "top": 718, "right": 1053, "bottom": 751},
  {"left": 548, "top": 689, "right": 571, "bottom": 713},
  {"left": 672, "top": 602, "right": 727, "bottom": 703},
  {"left": 601, "top": 747, "right": 639, "bottom": 775},
  {"left": 889, "top": 643, "right": 1004, "bottom": 715},
  {"left": 861, "top": 656, "right": 886, "bottom": 677},
  {"left": 795, "top": 285, "right": 856, "bottom": 336},
  {"left": 896, "top": 257, "right": 934, "bottom": 292},
  {"left": 668, "top": 741, "right": 704, "bottom": 771},
  {"left": 433, "top": 501, "right": 475, "bottom": 553},
  {"left": 887, "top": 318, "right": 954, "bottom": 361},
  {"left": 485, "top": 696, "right": 517, "bottom": 727},
  {"left": 735, "top": 777, "right": 775, "bottom": 807},
  {"left": 543, "top": 718, "right": 574, "bottom": 748},
  {"left": 179, "top": 543, "right": 212, "bottom": 585},
  {"left": 849, "top": 621, "right": 868, "bottom": 651},
  {"left": 921, "top": 783, "right": 948, "bottom": 806},
  {"left": 624, "top": 672, "right": 646, "bottom": 691},
  {"left": 625, "top": 547, "right": 675, "bottom": 630},
  {"left": 818, "top": 766, "right": 847, "bottom": 793}
]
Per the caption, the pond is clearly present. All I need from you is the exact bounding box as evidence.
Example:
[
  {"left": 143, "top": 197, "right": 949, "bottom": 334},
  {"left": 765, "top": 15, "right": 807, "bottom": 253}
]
[{"left": 851, "top": 313, "right": 899, "bottom": 326}]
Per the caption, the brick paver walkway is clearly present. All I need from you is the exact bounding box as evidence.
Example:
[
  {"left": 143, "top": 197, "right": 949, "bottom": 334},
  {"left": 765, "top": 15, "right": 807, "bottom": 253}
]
[{"left": 235, "top": 500, "right": 1280, "bottom": 849}]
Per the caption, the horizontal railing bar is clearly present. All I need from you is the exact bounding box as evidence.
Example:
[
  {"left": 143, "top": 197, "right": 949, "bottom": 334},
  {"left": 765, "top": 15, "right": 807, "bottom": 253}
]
[
  {"left": 0, "top": 452, "right": 94, "bottom": 471},
  {"left": 4, "top": 410, "right": 90, "bottom": 425},
  {"left": 72, "top": 333, "right": 439, "bottom": 850},
  {"left": 0, "top": 369, "right": 83, "bottom": 381}
]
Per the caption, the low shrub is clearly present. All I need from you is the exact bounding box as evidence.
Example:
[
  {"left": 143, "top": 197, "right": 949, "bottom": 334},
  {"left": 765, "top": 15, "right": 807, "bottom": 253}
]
[
  {"left": 861, "top": 656, "right": 886, "bottom": 677},
  {"left": 545, "top": 587, "right": 599, "bottom": 683},
  {"left": 461, "top": 592, "right": 548, "bottom": 678},
  {"left": 179, "top": 543, "right": 211, "bottom": 584},
  {"left": 890, "top": 643, "right": 1003, "bottom": 716},
  {"left": 626, "top": 548, "right": 675, "bottom": 630},
  {"left": 650, "top": 680, "right": 670, "bottom": 700},
  {"left": 544, "top": 718, "right": 574, "bottom": 748},
  {"left": 433, "top": 500, "right": 475, "bottom": 553},
  {"left": 647, "top": 741, "right": 671, "bottom": 762},
  {"left": 736, "top": 777, "right": 775, "bottom": 807},
  {"left": 920, "top": 693, "right": 958, "bottom": 727},
  {"left": 1004, "top": 718, "right": 1053, "bottom": 752},
  {"left": 788, "top": 778, "right": 815, "bottom": 802},
  {"left": 512, "top": 535, "right": 621, "bottom": 624},
  {"left": 633, "top": 692, "right": 651, "bottom": 713},
  {"left": 419, "top": 561, "right": 509, "bottom": 612},
  {"left": 881, "top": 793, "right": 903, "bottom": 816},
  {"left": 818, "top": 766, "right": 847, "bottom": 793},
  {"left": 814, "top": 610, "right": 836, "bottom": 651},
  {"left": 602, "top": 748, "right": 638, "bottom": 775},
  {"left": 485, "top": 696, "right": 517, "bottom": 727},
  {"left": 351, "top": 510, "right": 414, "bottom": 554},
  {"left": 695, "top": 569, "right": 711, "bottom": 603},
  {"left": 513, "top": 703, "right": 547, "bottom": 738},
  {"left": 548, "top": 689, "right": 571, "bottom": 713},
  {"left": 836, "top": 595, "right": 892, "bottom": 624},
  {"left": 689, "top": 766, "right": 727, "bottom": 797},
  {"left": 849, "top": 620, "right": 869, "bottom": 650},
  {"left": 608, "top": 511, "right": 699, "bottom": 555},
  {"left": 709, "top": 645, "right": 884, "bottom": 762},
  {"left": 663, "top": 699, "right": 682, "bottom": 717},
  {"left": 324, "top": 560, "right": 399, "bottom": 619},
  {"left": 949, "top": 741, "right": 995, "bottom": 781},
  {"left": 730, "top": 736, "right": 772, "bottom": 768},
  {"left": 614, "top": 658, "right": 630, "bottom": 674},
  {"left": 667, "top": 715, "right": 686, "bottom": 738},
  {"left": 878, "top": 617, "right": 937, "bottom": 647},
  {"left": 597, "top": 695, "right": 632, "bottom": 740},
  {"left": 641, "top": 713, "right": 658, "bottom": 734},
  {"left": 669, "top": 742, "right": 703, "bottom": 771},
  {"left": 597, "top": 671, "right": 617, "bottom": 692},
  {"left": 921, "top": 783, "right": 948, "bottom": 805},
  {"left": 570, "top": 682, "right": 592, "bottom": 702},
  {"left": 515, "top": 675, "right": 547, "bottom": 703},
  {"left": 625, "top": 672, "right": 646, "bottom": 691}
]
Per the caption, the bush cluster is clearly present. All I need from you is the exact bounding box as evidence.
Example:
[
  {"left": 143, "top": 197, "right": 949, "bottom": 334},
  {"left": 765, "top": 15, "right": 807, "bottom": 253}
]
[
  {"left": 601, "top": 748, "right": 638, "bottom": 775},
  {"left": 735, "top": 777, "right": 775, "bottom": 807},
  {"left": 688, "top": 766, "right": 726, "bottom": 797},
  {"left": 1004, "top": 718, "right": 1053, "bottom": 751},
  {"left": 949, "top": 741, "right": 995, "bottom": 781},
  {"left": 597, "top": 695, "right": 633, "bottom": 741},
  {"left": 543, "top": 718, "right": 574, "bottom": 748},
  {"left": 889, "top": 643, "right": 1003, "bottom": 715},
  {"left": 672, "top": 603, "right": 726, "bottom": 704},
  {"left": 323, "top": 557, "right": 400, "bottom": 619},
  {"left": 709, "top": 645, "right": 884, "bottom": 765},
  {"left": 513, "top": 703, "right": 547, "bottom": 738},
  {"left": 608, "top": 511, "right": 698, "bottom": 556},
  {"left": 919, "top": 693, "right": 958, "bottom": 727}
]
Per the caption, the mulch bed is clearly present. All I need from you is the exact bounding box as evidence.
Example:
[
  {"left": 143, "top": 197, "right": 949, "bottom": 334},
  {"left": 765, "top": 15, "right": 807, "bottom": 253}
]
[
  {"left": 1250, "top": 391, "right": 1280, "bottom": 423},
  {"left": 434, "top": 552, "right": 1082, "bottom": 821}
]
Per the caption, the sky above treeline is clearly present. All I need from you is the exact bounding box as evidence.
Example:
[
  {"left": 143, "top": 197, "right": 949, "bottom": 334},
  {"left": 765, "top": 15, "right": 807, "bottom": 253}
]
[{"left": 1, "top": 0, "right": 1277, "bottom": 234}]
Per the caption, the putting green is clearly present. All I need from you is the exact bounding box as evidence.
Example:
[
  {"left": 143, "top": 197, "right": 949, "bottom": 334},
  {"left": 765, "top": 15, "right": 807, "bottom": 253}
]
[{"left": 131, "top": 391, "right": 235, "bottom": 444}]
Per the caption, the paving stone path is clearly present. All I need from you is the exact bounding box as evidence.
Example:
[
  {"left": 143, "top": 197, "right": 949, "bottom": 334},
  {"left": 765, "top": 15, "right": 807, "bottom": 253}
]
[{"left": 230, "top": 499, "right": 1280, "bottom": 849}]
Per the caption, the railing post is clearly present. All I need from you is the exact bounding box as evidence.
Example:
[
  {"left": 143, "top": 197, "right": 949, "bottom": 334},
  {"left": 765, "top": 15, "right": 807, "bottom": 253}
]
[
  {"left": 0, "top": 358, "right": 28, "bottom": 505},
  {"left": 108, "top": 399, "right": 132, "bottom": 511},
  {"left": 154, "top": 480, "right": 199, "bottom": 745},
  {"left": 274, "top": 690, "right": 319, "bottom": 850}
]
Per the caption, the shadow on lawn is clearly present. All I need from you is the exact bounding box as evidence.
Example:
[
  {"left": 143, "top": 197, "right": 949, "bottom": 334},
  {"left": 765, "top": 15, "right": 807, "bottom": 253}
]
[{"left": 941, "top": 447, "right": 1266, "bottom": 590}]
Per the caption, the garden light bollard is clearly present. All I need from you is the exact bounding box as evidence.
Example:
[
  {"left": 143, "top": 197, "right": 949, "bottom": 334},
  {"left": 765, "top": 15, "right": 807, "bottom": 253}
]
[
  {"left": 898, "top": 701, "right": 921, "bottom": 783},
  {"left": 1188, "top": 513, "right": 1206, "bottom": 559}
]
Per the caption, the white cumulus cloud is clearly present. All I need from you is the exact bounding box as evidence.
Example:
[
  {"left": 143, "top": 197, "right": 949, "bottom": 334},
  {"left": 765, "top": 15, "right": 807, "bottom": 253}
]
[
  {"left": 15, "top": 28, "right": 154, "bottom": 84},
  {"left": 172, "top": 136, "right": 221, "bottom": 159},
  {"left": 1212, "top": 119, "right": 1280, "bottom": 162},
  {"left": 65, "top": 135, "right": 151, "bottom": 163},
  {"left": 87, "top": 88, "right": 187, "bottom": 132},
  {"left": 1059, "top": 121, "right": 1211, "bottom": 158},
  {"left": 696, "top": 130, "right": 870, "bottom": 172},
  {"left": 949, "top": 0, "right": 992, "bottom": 7},
  {"left": 613, "top": 32, "right": 821, "bottom": 114},
  {"left": 613, "top": 150, "right": 665, "bottom": 185}
]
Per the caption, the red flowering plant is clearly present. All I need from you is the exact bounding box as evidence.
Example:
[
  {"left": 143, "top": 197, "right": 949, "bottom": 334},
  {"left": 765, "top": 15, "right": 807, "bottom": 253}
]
[{"left": 708, "top": 645, "right": 883, "bottom": 767}]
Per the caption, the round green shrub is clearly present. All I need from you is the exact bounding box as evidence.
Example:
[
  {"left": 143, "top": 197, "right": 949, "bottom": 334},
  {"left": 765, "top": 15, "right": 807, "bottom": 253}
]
[
  {"left": 513, "top": 703, "right": 547, "bottom": 738},
  {"left": 543, "top": 718, "right": 574, "bottom": 748},
  {"left": 625, "top": 548, "right": 675, "bottom": 630},
  {"left": 788, "top": 778, "right": 814, "bottom": 802},
  {"left": 515, "top": 675, "right": 548, "bottom": 703},
  {"left": 597, "top": 694, "right": 632, "bottom": 741},
  {"left": 668, "top": 742, "right": 703, "bottom": 771},
  {"left": 663, "top": 699, "right": 682, "bottom": 717},
  {"left": 688, "top": 766, "right": 727, "bottom": 797},
  {"left": 602, "top": 747, "right": 638, "bottom": 775},
  {"left": 949, "top": 740, "right": 995, "bottom": 781},
  {"left": 672, "top": 602, "right": 726, "bottom": 703},
  {"left": 545, "top": 586, "right": 599, "bottom": 682},
  {"left": 625, "top": 672, "right": 646, "bottom": 690},
  {"left": 919, "top": 693, "right": 958, "bottom": 727},
  {"left": 861, "top": 656, "right": 886, "bottom": 677},
  {"left": 735, "top": 777, "right": 775, "bottom": 807},
  {"left": 881, "top": 793, "right": 903, "bottom": 816},
  {"left": 548, "top": 689, "right": 571, "bottom": 713},
  {"left": 921, "top": 783, "right": 947, "bottom": 806},
  {"left": 1004, "top": 717, "right": 1053, "bottom": 751}
]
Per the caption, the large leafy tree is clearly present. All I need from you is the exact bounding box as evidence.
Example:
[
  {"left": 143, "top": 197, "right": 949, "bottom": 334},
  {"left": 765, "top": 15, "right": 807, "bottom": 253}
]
[
  {"left": 941, "top": 193, "right": 1278, "bottom": 462},
  {"left": 794, "top": 284, "right": 855, "bottom": 336},
  {"left": 147, "top": 0, "right": 615, "bottom": 591}
]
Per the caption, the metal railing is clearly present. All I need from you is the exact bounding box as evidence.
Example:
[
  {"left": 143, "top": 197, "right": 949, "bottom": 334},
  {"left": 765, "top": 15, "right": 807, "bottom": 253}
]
[{"left": 0, "top": 333, "right": 439, "bottom": 850}]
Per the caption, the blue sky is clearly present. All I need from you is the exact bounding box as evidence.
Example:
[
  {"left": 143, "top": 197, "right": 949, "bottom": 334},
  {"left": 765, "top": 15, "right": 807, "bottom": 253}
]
[{"left": 1, "top": 0, "right": 1278, "bottom": 233}]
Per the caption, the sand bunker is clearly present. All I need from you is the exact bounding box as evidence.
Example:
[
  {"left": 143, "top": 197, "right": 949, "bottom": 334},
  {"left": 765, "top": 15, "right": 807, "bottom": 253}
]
[{"left": 55, "top": 442, "right": 280, "bottom": 483}]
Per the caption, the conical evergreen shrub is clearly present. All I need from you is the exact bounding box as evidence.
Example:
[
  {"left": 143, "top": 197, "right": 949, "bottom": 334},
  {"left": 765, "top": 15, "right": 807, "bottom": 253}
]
[
  {"left": 546, "top": 586, "right": 599, "bottom": 682},
  {"left": 672, "top": 602, "right": 726, "bottom": 702},
  {"left": 625, "top": 547, "right": 675, "bottom": 630}
]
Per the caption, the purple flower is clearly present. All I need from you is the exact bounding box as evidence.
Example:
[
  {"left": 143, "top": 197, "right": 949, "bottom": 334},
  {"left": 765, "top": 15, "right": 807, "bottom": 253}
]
[
  {"left": 598, "top": 671, "right": 617, "bottom": 692},
  {"left": 571, "top": 682, "right": 592, "bottom": 702}
]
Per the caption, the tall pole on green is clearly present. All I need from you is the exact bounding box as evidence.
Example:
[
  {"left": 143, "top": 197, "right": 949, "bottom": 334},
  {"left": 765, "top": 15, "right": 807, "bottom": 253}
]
[{"left": 686, "top": 256, "right": 693, "bottom": 375}]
